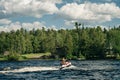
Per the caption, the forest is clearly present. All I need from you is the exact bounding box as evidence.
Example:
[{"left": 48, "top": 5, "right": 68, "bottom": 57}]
[{"left": 0, "top": 22, "right": 120, "bottom": 60}]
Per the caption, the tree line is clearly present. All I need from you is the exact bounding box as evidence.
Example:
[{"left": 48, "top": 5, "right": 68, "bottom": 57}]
[{"left": 0, "top": 23, "right": 120, "bottom": 59}]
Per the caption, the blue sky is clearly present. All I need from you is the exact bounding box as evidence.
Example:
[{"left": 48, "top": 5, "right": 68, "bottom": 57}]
[{"left": 0, "top": 0, "right": 120, "bottom": 32}]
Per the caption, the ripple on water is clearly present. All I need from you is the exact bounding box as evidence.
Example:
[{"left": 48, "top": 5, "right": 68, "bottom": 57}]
[{"left": 0, "top": 60, "right": 120, "bottom": 80}]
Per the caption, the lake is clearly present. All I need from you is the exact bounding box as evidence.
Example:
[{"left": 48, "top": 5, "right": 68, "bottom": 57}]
[{"left": 0, "top": 60, "right": 120, "bottom": 80}]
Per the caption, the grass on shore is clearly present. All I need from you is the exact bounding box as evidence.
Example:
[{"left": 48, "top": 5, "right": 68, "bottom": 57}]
[
  {"left": 0, "top": 58, "right": 5, "bottom": 61},
  {"left": 21, "top": 52, "right": 51, "bottom": 59},
  {"left": 0, "top": 52, "right": 51, "bottom": 61}
]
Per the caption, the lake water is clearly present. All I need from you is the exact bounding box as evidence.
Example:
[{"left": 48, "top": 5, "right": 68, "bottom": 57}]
[{"left": 0, "top": 60, "right": 120, "bottom": 80}]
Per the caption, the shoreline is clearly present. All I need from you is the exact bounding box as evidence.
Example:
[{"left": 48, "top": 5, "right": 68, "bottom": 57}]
[
  {"left": 0, "top": 52, "right": 120, "bottom": 61},
  {"left": 0, "top": 57, "right": 120, "bottom": 62}
]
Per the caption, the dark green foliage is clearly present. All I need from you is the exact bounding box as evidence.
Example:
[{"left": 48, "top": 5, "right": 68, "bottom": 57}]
[
  {"left": 5, "top": 51, "right": 20, "bottom": 61},
  {"left": 0, "top": 24, "right": 120, "bottom": 60}
]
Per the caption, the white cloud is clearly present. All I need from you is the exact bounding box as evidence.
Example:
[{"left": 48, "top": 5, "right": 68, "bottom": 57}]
[
  {"left": 58, "top": 2, "right": 120, "bottom": 24},
  {"left": 86, "top": 2, "right": 120, "bottom": 18},
  {"left": 0, "top": 19, "right": 11, "bottom": 24},
  {"left": 0, "top": 21, "right": 59, "bottom": 32},
  {"left": 0, "top": 0, "right": 60, "bottom": 19},
  {"left": 0, "top": 22, "right": 21, "bottom": 32},
  {"left": 0, "top": 21, "right": 47, "bottom": 32},
  {"left": 48, "top": 25, "right": 57, "bottom": 31},
  {"left": 22, "top": 21, "right": 46, "bottom": 30},
  {"left": 64, "top": 20, "right": 76, "bottom": 26}
]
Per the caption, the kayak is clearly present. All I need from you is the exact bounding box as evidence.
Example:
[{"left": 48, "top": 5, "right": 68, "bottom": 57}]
[{"left": 60, "top": 62, "right": 72, "bottom": 70}]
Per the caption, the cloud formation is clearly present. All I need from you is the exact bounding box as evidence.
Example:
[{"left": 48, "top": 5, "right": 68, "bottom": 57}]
[
  {"left": 0, "top": 0, "right": 120, "bottom": 31},
  {"left": 0, "top": 0, "right": 120, "bottom": 23},
  {"left": 0, "top": 21, "right": 46, "bottom": 32},
  {"left": 58, "top": 2, "right": 120, "bottom": 23},
  {"left": 0, "top": 19, "right": 11, "bottom": 25},
  {"left": 0, "top": 21, "right": 58, "bottom": 32},
  {"left": 0, "top": 0, "right": 60, "bottom": 19}
]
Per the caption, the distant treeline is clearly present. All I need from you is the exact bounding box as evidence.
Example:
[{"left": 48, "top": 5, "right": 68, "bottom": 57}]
[{"left": 0, "top": 22, "right": 120, "bottom": 59}]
